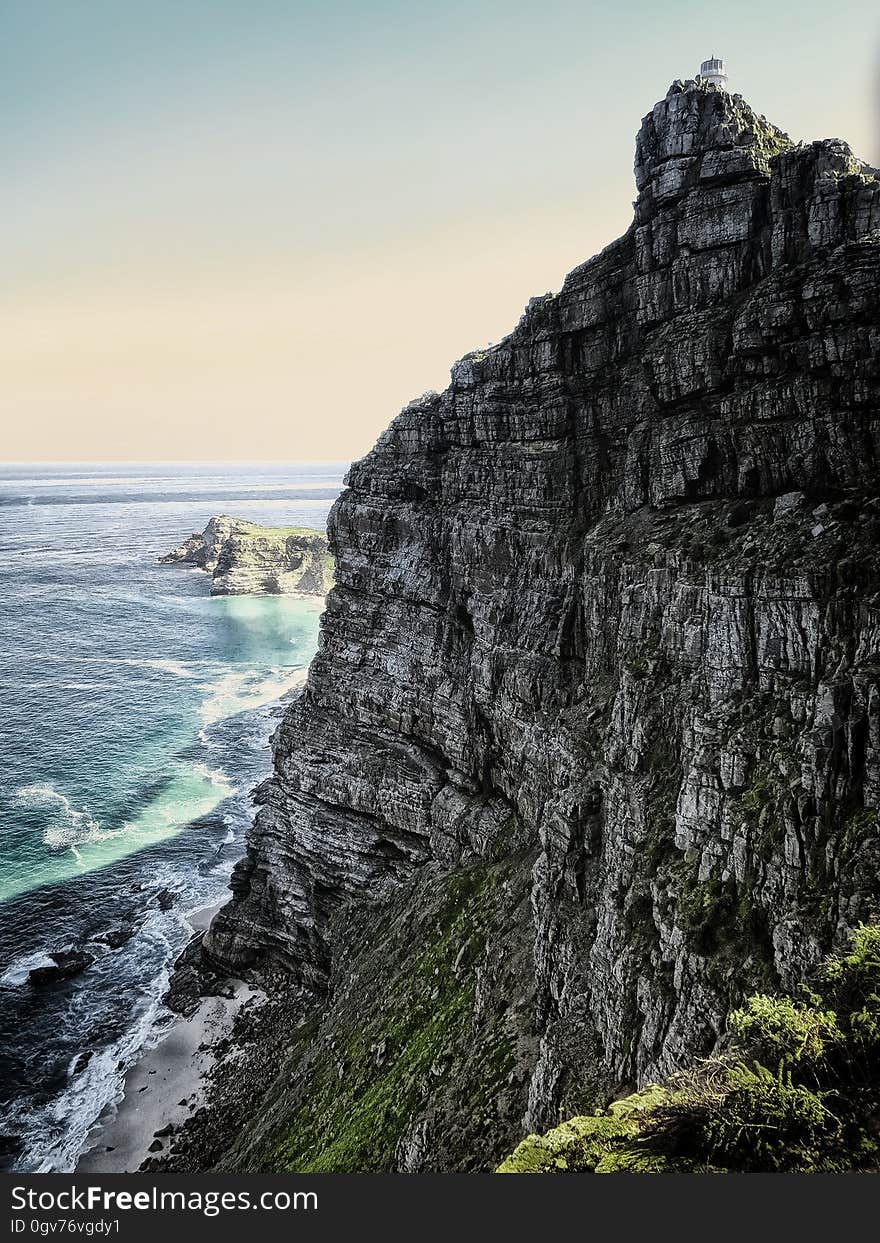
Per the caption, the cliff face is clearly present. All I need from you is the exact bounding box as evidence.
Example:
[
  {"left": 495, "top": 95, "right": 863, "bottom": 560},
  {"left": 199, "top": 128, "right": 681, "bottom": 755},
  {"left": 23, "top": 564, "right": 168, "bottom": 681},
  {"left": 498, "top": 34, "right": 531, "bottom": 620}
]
[
  {"left": 161, "top": 516, "right": 334, "bottom": 596},
  {"left": 203, "top": 82, "right": 880, "bottom": 1165}
]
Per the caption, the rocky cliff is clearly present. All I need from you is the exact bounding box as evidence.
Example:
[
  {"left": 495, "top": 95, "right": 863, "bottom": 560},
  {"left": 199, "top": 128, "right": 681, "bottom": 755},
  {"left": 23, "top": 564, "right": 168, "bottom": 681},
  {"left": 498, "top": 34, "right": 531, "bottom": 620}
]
[
  {"left": 160, "top": 516, "right": 333, "bottom": 596},
  {"left": 193, "top": 81, "right": 880, "bottom": 1171}
]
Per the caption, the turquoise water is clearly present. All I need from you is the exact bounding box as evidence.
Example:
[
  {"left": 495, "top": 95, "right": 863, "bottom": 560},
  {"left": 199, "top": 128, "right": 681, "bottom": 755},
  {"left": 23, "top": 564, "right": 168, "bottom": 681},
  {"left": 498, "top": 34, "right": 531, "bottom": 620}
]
[
  {"left": 0, "top": 462, "right": 345, "bottom": 1170},
  {"left": 1, "top": 591, "right": 322, "bottom": 903}
]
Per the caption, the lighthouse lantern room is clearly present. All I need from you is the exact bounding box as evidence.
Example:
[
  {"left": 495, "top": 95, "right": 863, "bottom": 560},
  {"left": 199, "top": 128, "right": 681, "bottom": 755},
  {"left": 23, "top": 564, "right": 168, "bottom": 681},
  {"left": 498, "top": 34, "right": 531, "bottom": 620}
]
[{"left": 699, "top": 56, "right": 728, "bottom": 89}]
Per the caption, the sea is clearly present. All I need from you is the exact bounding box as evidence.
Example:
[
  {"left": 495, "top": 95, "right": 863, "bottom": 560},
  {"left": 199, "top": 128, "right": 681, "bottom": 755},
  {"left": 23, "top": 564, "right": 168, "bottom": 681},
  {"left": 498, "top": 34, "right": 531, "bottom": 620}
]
[{"left": 0, "top": 462, "right": 347, "bottom": 1172}]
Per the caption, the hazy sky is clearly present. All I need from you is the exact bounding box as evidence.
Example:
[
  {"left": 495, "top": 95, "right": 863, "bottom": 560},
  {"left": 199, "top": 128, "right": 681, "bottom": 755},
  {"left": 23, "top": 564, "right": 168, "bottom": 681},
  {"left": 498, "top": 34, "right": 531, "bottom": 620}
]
[{"left": 4, "top": 0, "right": 878, "bottom": 461}]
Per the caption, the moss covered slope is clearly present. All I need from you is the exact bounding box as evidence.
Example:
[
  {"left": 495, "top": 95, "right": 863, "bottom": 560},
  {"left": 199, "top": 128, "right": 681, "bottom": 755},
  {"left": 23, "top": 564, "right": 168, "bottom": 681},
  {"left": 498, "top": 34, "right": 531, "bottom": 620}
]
[{"left": 157, "top": 855, "right": 538, "bottom": 1172}]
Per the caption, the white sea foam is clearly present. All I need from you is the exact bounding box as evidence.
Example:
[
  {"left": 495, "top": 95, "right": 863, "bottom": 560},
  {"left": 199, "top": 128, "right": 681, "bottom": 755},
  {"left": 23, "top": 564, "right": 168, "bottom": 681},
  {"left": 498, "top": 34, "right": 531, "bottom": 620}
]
[
  {"left": 4, "top": 758, "right": 240, "bottom": 905},
  {"left": 25, "top": 912, "right": 179, "bottom": 1173},
  {"left": 115, "top": 657, "right": 200, "bottom": 679},
  {"left": 40, "top": 881, "right": 235, "bottom": 1173},
  {"left": 197, "top": 665, "right": 307, "bottom": 726},
  {"left": 43, "top": 654, "right": 204, "bottom": 679},
  {"left": 192, "top": 761, "right": 237, "bottom": 794},
  {"left": 14, "top": 785, "right": 116, "bottom": 854},
  {"left": 139, "top": 658, "right": 199, "bottom": 678},
  {"left": 0, "top": 951, "right": 56, "bottom": 988}
]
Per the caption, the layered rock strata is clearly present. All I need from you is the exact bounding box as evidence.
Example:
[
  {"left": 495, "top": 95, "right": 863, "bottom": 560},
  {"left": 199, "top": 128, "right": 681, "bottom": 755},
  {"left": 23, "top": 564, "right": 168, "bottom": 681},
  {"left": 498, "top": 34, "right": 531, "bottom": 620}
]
[
  {"left": 161, "top": 516, "right": 333, "bottom": 596},
  {"left": 202, "top": 81, "right": 880, "bottom": 1165}
]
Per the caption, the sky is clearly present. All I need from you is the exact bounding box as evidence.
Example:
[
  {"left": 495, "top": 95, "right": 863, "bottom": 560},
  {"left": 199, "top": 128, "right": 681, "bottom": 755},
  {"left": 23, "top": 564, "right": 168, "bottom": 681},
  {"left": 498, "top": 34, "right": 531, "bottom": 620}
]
[{"left": 3, "top": 0, "right": 878, "bottom": 462}]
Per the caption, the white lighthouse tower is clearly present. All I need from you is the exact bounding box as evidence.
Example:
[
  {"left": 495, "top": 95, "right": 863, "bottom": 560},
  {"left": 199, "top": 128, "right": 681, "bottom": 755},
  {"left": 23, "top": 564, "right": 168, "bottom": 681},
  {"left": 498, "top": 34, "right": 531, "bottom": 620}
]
[{"left": 699, "top": 55, "right": 728, "bottom": 90}]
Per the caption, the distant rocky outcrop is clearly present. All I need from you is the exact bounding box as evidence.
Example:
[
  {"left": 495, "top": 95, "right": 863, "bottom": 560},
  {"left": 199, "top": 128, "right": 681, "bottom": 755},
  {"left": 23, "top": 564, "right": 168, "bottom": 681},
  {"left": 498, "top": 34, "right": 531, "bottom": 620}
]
[{"left": 160, "top": 516, "right": 334, "bottom": 597}]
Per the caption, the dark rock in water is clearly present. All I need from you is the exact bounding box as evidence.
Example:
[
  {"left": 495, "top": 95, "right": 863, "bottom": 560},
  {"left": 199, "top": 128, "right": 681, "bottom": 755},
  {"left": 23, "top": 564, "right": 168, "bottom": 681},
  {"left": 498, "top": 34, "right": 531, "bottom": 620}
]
[
  {"left": 148, "top": 1139, "right": 164, "bottom": 1153},
  {"left": 154, "top": 1125, "right": 175, "bottom": 1138},
  {"left": 158, "top": 531, "right": 207, "bottom": 568},
  {"left": 88, "top": 1018, "right": 125, "bottom": 1046},
  {"left": 163, "top": 973, "right": 203, "bottom": 1019},
  {"left": 28, "top": 950, "right": 95, "bottom": 986},
  {"left": 155, "top": 889, "right": 176, "bottom": 912},
  {"left": 70, "top": 1050, "right": 93, "bottom": 1076},
  {"left": 96, "top": 925, "right": 135, "bottom": 950}
]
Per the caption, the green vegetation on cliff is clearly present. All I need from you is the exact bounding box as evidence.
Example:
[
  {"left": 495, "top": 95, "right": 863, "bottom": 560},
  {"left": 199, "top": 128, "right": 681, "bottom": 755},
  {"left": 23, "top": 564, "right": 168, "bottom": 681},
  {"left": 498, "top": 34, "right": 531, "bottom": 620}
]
[
  {"left": 155, "top": 856, "right": 538, "bottom": 1174},
  {"left": 221, "top": 519, "right": 321, "bottom": 540},
  {"left": 498, "top": 923, "right": 880, "bottom": 1173},
  {"left": 267, "top": 865, "right": 518, "bottom": 1172}
]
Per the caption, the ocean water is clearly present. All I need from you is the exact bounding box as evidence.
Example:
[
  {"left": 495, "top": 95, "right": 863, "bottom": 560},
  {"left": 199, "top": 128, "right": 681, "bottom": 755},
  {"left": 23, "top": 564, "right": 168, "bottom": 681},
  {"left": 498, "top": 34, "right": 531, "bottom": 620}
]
[{"left": 0, "top": 462, "right": 346, "bottom": 1171}]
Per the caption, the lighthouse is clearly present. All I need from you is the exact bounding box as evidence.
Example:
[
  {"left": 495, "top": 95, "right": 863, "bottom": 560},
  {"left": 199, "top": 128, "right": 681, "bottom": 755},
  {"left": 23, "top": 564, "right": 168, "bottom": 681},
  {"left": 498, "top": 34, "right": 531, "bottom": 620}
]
[{"left": 699, "top": 56, "right": 728, "bottom": 90}]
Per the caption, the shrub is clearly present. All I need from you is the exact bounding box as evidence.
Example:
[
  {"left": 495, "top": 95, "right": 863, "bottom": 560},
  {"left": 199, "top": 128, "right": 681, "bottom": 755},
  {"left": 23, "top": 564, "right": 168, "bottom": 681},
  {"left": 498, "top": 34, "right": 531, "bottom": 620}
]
[
  {"left": 729, "top": 992, "right": 839, "bottom": 1068},
  {"left": 498, "top": 923, "right": 880, "bottom": 1174},
  {"left": 703, "top": 1063, "right": 840, "bottom": 1171},
  {"left": 821, "top": 923, "right": 880, "bottom": 1050}
]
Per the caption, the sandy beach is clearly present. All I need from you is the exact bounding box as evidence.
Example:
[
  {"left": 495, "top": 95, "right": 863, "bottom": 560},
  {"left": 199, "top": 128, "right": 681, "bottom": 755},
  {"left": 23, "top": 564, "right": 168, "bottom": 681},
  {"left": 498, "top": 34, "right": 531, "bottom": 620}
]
[{"left": 76, "top": 903, "right": 260, "bottom": 1174}]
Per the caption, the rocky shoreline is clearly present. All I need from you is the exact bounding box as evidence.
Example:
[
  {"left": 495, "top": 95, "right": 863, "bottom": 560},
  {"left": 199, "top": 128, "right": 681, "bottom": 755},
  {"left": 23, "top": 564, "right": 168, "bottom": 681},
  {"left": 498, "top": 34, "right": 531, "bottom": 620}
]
[
  {"left": 139, "top": 966, "right": 308, "bottom": 1174},
  {"left": 75, "top": 907, "right": 263, "bottom": 1174},
  {"left": 74, "top": 918, "right": 308, "bottom": 1175}
]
